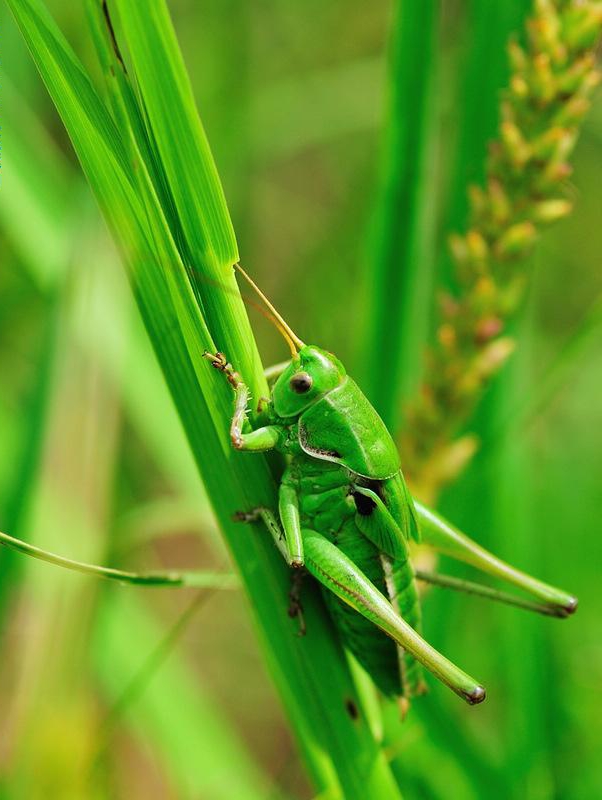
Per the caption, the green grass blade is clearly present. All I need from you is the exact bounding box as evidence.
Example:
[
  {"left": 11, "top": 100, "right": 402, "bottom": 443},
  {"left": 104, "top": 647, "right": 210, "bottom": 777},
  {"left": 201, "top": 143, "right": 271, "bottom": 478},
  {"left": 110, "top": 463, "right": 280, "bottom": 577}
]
[
  {"left": 0, "top": 59, "right": 271, "bottom": 796},
  {"left": 5, "top": 1, "right": 405, "bottom": 795},
  {"left": 94, "top": 592, "right": 277, "bottom": 800},
  {"left": 362, "top": 0, "right": 440, "bottom": 428},
  {"left": 0, "top": 301, "right": 58, "bottom": 616},
  {"left": 111, "top": 0, "right": 238, "bottom": 269},
  {"left": 0, "top": 74, "right": 74, "bottom": 288},
  {"left": 0, "top": 529, "right": 238, "bottom": 588},
  {"left": 107, "top": 0, "right": 262, "bottom": 388},
  {"left": 1, "top": 240, "right": 121, "bottom": 797}
]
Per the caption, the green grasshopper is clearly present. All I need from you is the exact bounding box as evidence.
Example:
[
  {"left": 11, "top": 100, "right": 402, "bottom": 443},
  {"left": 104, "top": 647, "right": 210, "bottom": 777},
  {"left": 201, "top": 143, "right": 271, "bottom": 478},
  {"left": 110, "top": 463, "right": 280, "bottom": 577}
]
[
  {"left": 202, "top": 265, "right": 576, "bottom": 707},
  {"left": 0, "top": 264, "right": 577, "bottom": 709}
]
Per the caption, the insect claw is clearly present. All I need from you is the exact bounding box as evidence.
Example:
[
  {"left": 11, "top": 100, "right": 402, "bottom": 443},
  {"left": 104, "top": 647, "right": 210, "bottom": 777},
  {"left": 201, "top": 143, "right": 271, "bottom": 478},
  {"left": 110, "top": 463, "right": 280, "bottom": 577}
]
[
  {"left": 203, "top": 350, "right": 227, "bottom": 369},
  {"left": 232, "top": 509, "right": 262, "bottom": 523},
  {"left": 204, "top": 350, "right": 242, "bottom": 389},
  {"left": 563, "top": 596, "right": 579, "bottom": 616},
  {"left": 464, "top": 685, "right": 486, "bottom": 705}
]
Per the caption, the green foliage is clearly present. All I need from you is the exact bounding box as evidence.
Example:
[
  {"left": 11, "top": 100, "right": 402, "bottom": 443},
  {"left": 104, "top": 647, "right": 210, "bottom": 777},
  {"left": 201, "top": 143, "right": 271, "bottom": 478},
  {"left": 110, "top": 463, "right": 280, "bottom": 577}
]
[
  {"left": 362, "top": 0, "right": 439, "bottom": 427},
  {"left": 2, "top": 0, "right": 404, "bottom": 797},
  {"left": 400, "top": 0, "right": 602, "bottom": 500},
  {"left": 0, "top": 0, "right": 600, "bottom": 798}
]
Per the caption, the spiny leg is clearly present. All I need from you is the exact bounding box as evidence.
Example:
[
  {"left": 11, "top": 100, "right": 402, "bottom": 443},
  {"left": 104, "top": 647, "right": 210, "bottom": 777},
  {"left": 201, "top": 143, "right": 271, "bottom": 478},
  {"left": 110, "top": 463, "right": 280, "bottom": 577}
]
[
  {"left": 381, "top": 555, "right": 427, "bottom": 702},
  {"left": 301, "top": 527, "right": 485, "bottom": 705},
  {"left": 204, "top": 351, "right": 281, "bottom": 451},
  {"left": 415, "top": 501, "right": 577, "bottom": 617}
]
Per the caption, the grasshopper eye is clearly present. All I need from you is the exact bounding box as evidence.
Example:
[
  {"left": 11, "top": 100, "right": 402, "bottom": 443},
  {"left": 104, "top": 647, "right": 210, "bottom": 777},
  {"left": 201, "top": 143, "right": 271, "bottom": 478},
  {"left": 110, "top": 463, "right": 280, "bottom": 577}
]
[{"left": 290, "top": 372, "right": 313, "bottom": 394}]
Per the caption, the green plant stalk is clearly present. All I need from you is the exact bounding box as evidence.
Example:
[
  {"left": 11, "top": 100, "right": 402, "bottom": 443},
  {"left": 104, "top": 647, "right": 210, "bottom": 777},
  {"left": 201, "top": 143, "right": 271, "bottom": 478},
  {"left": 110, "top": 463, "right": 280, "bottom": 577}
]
[
  {"left": 400, "top": 0, "right": 602, "bottom": 501},
  {"left": 485, "top": 314, "right": 551, "bottom": 787},
  {"left": 5, "top": 0, "right": 403, "bottom": 795},
  {"left": 363, "top": 0, "right": 439, "bottom": 430}
]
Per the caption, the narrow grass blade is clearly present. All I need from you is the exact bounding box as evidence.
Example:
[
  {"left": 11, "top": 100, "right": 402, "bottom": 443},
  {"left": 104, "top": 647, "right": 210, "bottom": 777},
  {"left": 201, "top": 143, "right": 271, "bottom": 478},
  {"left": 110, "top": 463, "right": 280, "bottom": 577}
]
[
  {"left": 362, "top": 0, "right": 440, "bottom": 428},
  {"left": 94, "top": 591, "right": 282, "bottom": 800},
  {"left": 5, "top": 1, "right": 405, "bottom": 795},
  {"left": 0, "top": 529, "right": 238, "bottom": 589}
]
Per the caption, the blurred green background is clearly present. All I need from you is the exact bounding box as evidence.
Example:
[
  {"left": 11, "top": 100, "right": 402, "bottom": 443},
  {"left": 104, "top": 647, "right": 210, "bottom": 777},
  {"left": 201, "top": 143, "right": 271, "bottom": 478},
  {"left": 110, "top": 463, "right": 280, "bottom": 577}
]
[{"left": 0, "top": 1, "right": 600, "bottom": 798}]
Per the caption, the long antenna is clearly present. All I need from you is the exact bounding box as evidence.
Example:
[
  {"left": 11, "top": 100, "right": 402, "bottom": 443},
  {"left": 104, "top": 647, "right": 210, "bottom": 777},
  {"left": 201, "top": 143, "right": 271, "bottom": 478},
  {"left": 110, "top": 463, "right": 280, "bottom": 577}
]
[{"left": 234, "top": 263, "right": 304, "bottom": 356}]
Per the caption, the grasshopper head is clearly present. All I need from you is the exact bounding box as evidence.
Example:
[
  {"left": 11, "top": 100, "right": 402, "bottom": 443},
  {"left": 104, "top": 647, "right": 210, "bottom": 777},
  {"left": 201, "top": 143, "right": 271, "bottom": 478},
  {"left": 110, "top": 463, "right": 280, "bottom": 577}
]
[
  {"left": 272, "top": 345, "right": 346, "bottom": 418},
  {"left": 231, "top": 265, "right": 345, "bottom": 416}
]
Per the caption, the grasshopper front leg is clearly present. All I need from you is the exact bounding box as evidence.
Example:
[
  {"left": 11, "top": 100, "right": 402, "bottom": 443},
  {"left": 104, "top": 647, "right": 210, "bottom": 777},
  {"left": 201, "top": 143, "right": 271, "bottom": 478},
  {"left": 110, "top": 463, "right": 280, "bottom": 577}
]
[
  {"left": 234, "top": 498, "right": 307, "bottom": 632},
  {"left": 204, "top": 351, "right": 280, "bottom": 451},
  {"left": 206, "top": 352, "right": 305, "bottom": 566}
]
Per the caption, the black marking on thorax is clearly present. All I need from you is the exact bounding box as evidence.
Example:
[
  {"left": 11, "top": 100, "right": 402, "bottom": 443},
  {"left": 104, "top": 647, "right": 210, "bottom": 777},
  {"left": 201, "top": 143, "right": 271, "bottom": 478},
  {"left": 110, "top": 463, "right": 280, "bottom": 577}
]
[
  {"left": 351, "top": 478, "right": 385, "bottom": 516},
  {"left": 353, "top": 491, "right": 376, "bottom": 516},
  {"left": 298, "top": 423, "right": 341, "bottom": 460}
]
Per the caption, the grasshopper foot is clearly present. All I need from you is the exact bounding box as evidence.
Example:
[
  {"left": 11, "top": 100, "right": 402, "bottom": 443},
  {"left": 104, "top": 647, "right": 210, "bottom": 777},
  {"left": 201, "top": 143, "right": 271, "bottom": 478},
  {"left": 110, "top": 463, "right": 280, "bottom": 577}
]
[
  {"left": 233, "top": 508, "right": 264, "bottom": 524},
  {"left": 464, "top": 685, "right": 486, "bottom": 705},
  {"left": 203, "top": 350, "right": 228, "bottom": 369},
  {"left": 562, "top": 596, "right": 578, "bottom": 616},
  {"left": 203, "top": 351, "right": 242, "bottom": 389}
]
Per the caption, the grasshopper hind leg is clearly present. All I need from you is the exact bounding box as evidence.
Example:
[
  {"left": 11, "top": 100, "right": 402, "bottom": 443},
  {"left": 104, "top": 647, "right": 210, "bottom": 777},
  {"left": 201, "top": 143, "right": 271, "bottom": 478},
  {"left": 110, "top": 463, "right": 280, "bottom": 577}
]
[
  {"left": 234, "top": 507, "right": 486, "bottom": 705},
  {"left": 301, "top": 527, "right": 485, "bottom": 705},
  {"left": 382, "top": 555, "right": 428, "bottom": 701},
  {"left": 415, "top": 502, "right": 578, "bottom": 617}
]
